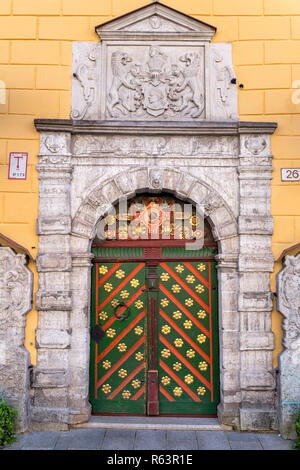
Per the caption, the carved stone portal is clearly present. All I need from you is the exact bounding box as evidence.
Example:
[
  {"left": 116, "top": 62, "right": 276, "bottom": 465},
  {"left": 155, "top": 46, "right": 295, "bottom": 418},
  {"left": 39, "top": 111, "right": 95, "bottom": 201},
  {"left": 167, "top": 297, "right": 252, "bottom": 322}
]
[
  {"left": 277, "top": 253, "right": 300, "bottom": 439},
  {"left": 0, "top": 247, "right": 33, "bottom": 431}
]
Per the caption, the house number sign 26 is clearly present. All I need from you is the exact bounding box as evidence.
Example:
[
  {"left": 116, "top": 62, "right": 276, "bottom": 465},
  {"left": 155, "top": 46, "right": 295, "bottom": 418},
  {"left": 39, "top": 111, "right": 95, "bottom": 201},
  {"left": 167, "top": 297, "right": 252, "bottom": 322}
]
[{"left": 281, "top": 168, "right": 300, "bottom": 182}]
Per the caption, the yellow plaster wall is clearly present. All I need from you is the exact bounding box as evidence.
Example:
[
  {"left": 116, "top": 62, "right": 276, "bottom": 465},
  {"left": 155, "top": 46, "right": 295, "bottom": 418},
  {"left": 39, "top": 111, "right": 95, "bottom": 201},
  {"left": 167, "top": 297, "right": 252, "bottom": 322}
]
[{"left": 1, "top": 0, "right": 300, "bottom": 367}]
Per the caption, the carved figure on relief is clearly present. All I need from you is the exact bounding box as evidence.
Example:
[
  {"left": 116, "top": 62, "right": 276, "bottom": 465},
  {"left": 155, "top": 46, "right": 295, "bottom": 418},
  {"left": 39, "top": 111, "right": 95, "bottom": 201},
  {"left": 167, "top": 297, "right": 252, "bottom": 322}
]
[
  {"left": 107, "top": 46, "right": 204, "bottom": 120},
  {"left": 214, "top": 52, "right": 236, "bottom": 118},
  {"left": 71, "top": 45, "right": 98, "bottom": 120}
]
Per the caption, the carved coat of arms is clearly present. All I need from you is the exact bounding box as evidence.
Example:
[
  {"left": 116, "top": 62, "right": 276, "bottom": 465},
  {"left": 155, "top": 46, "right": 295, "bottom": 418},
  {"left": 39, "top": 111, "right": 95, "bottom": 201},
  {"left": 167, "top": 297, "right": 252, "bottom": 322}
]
[{"left": 107, "top": 46, "right": 204, "bottom": 120}]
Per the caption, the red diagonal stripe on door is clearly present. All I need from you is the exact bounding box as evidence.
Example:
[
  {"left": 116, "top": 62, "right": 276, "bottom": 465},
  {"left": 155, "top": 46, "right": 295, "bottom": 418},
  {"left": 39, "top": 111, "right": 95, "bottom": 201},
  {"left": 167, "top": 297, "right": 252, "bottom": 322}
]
[
  {"left": 102, "top": 284, "right": 146, "bottom": 331},
  {"left": 160, "top": 308, "right": 210, "bottom": 363},
  {"left": 182, "top": 262, "right": 209, "bottom": 288},
  {"left": 131, "top": 385, "right": 145, "bottom": 401},
  {"left": 97, "top": 263, "right": 145, "bottom": 311},
  {"left": 98, "top": 263, "right": 123, "bottom": 286},
  {"left": 160, "top": 335, "right": 211, "bottom": 390},
  {"left": 96, "top": 335, "right": 145, "bottom": 389},
  {"left": 159, "top": 284, "right": 210, "bottom": 337},
  {"left": 159, "top": 359, "right": 201, "bottom": 402},
  {"left": 160, "top": 263, "right": 209, "bottom": 312},
  {"left": 107, "top": 362, "right": 145, "bottom": 400},
  {"left": 97, "top": 309, "right": 146, "bottom": 363},
  {"left": 159, "top": 385, "right": 176, "bottom": 402}
]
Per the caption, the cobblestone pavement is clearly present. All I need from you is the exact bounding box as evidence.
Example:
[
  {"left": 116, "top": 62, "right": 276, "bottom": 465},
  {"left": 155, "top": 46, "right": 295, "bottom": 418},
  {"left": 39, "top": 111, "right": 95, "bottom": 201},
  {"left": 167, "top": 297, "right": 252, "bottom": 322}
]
[{"left": 3, "top": 429, "right": 295, "bottom": 450}]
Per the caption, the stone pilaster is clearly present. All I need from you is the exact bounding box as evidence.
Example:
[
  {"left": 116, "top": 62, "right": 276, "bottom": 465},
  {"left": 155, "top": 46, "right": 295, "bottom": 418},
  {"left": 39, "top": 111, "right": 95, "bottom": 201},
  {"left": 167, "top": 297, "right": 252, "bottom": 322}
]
[
  {"left": 32, "top": 132, "right": 73, "bottom": 431},
  {"left": 238, "top": 134, "right": 277, "bottom": 431}
]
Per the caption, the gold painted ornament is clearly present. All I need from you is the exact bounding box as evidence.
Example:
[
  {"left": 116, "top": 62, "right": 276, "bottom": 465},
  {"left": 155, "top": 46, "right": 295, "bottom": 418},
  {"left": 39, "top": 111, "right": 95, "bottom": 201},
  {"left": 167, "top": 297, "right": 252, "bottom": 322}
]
[
  {"left": 186, "top": 349, "right": 195, "bottom": 359},
  {"left": 186, "top": 275, "right": 195, "bottom": 284},
  {"left": 184, "top": 374, "right": 194, "bottom": 384},
  {"left": 117, "top": 343, "right": 127, "bottom": 352},
  {"left": 106, "top": 328, "right": 116, "bottom": 338},
  {"left": 99, "top": 265, "right": 108, "bottom": 275},
  {"left": 171, "top": 284, "right": 181, "bottom": 293},
  {"left": 130, "top": 278, "right": 140, "bottom": 288},
  {"left": 173, "top": 387, "right": 183, "bottom": 397},
  {"left": 197, "top": 334, "right": 207, "bottom": 344},
  {"left": 99, "top": 311, "right": 108, "bottom": 321},
  {"left": 118, "top": 369, "right": 127, "bottom": 378},
  {"left": 175, "top": 265, "right": 184, "bottom": 273},
  {"left": 197, "top": 387, "right": 206, "bottom": 396},
  {"left": 132, "top": 379, "right": 141, "bottom": 389},
  {"left": 105, "top": 214, "right": 116, "bottom": 226},
  {"left": 173, "top": 311, "right": 182, "bottom": 320},
  {"left": 120, "top": 290, "right": 129, "bottom": 299},
  {"left": 174, "top": 338, "right": 184, "bottom": 348},
  {"left": 134, "top": 326, "right": 144, "bottom": 336},
  {"left": 185, "top": 298, "right": 194, "bottom": 307},
  {"left": 197, "top": 263, "right": 206, "bottom": 272},
  {"left": 111, "top": 299, "right": 119, "bottom": 308},
  {"left": 116, "top": 269, "right": 125, "bottom": 279},
  {"left": 102, "top": 384, "right": 111, "bottom": 394},
  {"left": 135, "top": 352, "right": 144, "bottom": 362},
  {"left": 122, "top": 390, "right": 131, "bottom": 399},
  {"left": 160, "top": 273, "right": 170, "bottom": 282},
  {"left": 161, "top": 376, "right": 171, "bottom": 386},
  {"left": 135, "top": 300, "right": 144, "bottom": 310},
  {"left": 183, "top": 320, "right": 193, "bottom": 329},
  {"left": 173, "top": 362, "right": 182, "bottom": 372},
  {"left": 161, "top": 349, "right": 171, "bottom": 359},
  {"left": 197, "top": 310, "right": 207, "bottom": 319},
  {"left": 196, "top": 284, "right": 205, "bottom": 294},
  {"left": 104, "top": 283, "right": 113, "bottom": 292},
  {"left": 161, "top": 325, "right": 171, "bottom": 335},
  {"left": 199, "top": 361, "right": 208, "bottom": 371},
  {"left": 102, "top": 360, "right": 111, "bottom": 370},
  {"left": 160, "top": 298, "right": 169, "bottom": 307}
]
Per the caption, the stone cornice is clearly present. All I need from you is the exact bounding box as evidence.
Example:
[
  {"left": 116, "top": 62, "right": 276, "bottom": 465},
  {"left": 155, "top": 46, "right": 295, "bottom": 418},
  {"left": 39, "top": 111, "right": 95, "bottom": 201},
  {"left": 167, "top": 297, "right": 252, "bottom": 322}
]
[{"left": 34, "top": 119, "right": 278, "bottom": 136}]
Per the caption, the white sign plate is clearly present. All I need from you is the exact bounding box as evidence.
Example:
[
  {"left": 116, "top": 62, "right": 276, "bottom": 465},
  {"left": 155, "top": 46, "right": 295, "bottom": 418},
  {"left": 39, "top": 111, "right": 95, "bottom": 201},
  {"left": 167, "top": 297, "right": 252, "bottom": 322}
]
[
  {"left": 8, "top": 152, "right": 28, "bottom": 180},
  {"left": 281, "top": 168, "right": 300, "bottom": 182}
]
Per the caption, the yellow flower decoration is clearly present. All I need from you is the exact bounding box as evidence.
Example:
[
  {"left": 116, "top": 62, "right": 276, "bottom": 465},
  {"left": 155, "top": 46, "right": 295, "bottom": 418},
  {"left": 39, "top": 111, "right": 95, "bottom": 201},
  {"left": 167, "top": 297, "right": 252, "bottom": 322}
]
[
  {"left": 186, "top": 275, "right": 195, "bottom": 284},
  {"left": 106, "top": 328, "right": 116, "bottom": 338},
  {"left": 199, "top": 361, "right": 208, "bottom": 371},
  {"left": 197, "top": 334, "right": 207, "bottom": 344},
  {"left": 196, "top": 284, "right": 205, "bottom": 294},
  {"left": 161, "top": 376, "right": 171, "bottom": 386},
  {"left": 120, "top": 290, "right": 129, "bottom": 299},
  {"left": 185, "top": 298, "right": 194, "bottom": 307},
  {"left": 118, "top": 369, "right": 127, "bottom": 379},
  {"left": 161, "top": 325, "right": 171, "bottom": 335},
  {"left": 102, "top": 360, "right": 111, "bottom": 370},
  {"left": 132, "top": 379, "right": 141, "bottom": 389},
  {"left": 134, "top": 326, "right": 144, "bottom": 336},
  {"left": 197, "top": 387, "right": 206, "bottom": 396},
  {"left": 122, "top": 390, "right": 131, "bottom": 399},
  {"left": 173, "top": 387, "right": 183, "bottom": 397},
  {"left": 130, "top": 278, "right": 140, "bottom": 288},
  {"left": 160, "top": 298, "right": 169, "bottom": 308},
  {"left": 116, "top": 269, "right": 125, "bottom": 279},
  {"left": 105, "top": 214, "right": 116, "bottom": 226},
  {"left": 117, "top": 343, "right": 127, "bottom": 352},
  {"left": 99, "top": 265, "right": 108, "bottom": 275},
  {"left": 175, "top": 265, "right": 184, "bottom": 273},
  {"left": 135, "top": 352, "right": 144, "bottom": 362},
  {"left": 104, "top": 283, "right": 113, "bottom": 292},
  {"left": 172, "top": 284, "right": 181, "bottom": 294},
  {"left": 135, "top": 300, "right": 144, "bottom": 310},
  {"left": 160, "top": 272, "right": 170, "bottom": 282},
  {"left": 197, "top": 263, "right": 206, "bottom": 272},
  {"left": 197, "top": 310, "right": 207, "bottom": 319},
  {"left": 102, "top": 384, "right": 111, "bottom": 395},
  {"left": 183, "top": 320, "right": 193, "bottom": 329},
  {"left": 111, "top": 299, "right": 119, "bottom": 308},
  {"left": 174, "top": 338, "right": 184, "bottom": 348},
  {"left": 161, "top": 349, "right": 171, "bottom": 359},
  {"left": 184, "top": 374, "right": 194, "bottom": 385},
  {"left": 186, "top": 349, "right": 195, "bottom": 359},
  {"left": 173, "top": 362, "right": 182, "bottom": 372},
  {"left": 99, "top": 311, "right": 108, "bottom": 321},
  {"left": 173, "top": 311, "right": 182, "bottom": 320}
]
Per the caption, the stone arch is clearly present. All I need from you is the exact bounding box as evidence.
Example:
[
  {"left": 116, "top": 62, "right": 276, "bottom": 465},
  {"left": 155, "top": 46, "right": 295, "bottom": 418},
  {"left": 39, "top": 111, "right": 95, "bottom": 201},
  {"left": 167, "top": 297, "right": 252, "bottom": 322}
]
[{"left": 71, "top": 167, "right": 238, "bottom": 256}]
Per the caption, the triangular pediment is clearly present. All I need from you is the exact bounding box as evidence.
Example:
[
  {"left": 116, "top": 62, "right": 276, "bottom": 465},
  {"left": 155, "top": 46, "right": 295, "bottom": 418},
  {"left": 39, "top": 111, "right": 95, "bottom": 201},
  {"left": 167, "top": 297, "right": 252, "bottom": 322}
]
[{"left": 96, "top": 2, "right": 216, "bottom": 40}]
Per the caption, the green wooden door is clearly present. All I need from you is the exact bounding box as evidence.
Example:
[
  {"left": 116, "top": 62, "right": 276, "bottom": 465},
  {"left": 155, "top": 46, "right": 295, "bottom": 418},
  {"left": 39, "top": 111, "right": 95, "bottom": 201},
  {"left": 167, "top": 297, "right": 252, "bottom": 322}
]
[
  {"left": 89, "top": 261, "right": 147, "bottom": 414},
  {"left": 157, "top": 261, "right": 219, "bottom": 415},
  {"left": 89, "top": 259, "right": 219, "bottom": 415}
]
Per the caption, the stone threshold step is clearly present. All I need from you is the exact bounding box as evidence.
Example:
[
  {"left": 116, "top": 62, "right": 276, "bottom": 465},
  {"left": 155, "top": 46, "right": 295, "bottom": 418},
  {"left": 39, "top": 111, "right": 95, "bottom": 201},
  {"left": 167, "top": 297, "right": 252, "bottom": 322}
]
[{"left": 72, "top": 416, "right": 231, "bottom": 431}]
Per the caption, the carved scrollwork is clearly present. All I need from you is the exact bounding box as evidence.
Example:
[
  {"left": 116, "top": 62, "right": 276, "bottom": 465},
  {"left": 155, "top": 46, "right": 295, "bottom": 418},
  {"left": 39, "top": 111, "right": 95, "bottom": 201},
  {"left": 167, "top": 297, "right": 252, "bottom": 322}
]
[
  {"left": 245, "top": 136, "right": 267, "bottom": 155},
  {"left": 107, "top": 46, "right": 204, "bottom": 120}
]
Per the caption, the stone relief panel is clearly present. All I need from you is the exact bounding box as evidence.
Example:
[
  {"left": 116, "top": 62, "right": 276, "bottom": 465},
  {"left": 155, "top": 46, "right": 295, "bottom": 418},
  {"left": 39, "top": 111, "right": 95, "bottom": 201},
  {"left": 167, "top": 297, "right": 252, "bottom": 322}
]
[{"left": 277, "top": 253, "right": 300, "bottom": 439}]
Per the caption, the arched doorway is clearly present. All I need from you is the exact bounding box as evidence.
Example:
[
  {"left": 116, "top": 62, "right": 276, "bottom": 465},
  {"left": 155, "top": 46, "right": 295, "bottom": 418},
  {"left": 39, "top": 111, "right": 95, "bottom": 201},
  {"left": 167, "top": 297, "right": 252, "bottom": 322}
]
[{"left": 89, "top": 194, "right": 220, "bottom": 416}]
